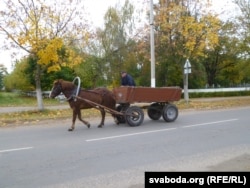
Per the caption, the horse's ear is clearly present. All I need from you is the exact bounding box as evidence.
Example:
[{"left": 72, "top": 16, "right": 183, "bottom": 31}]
[
  {"left": 53, "top": 79, "right": 63, "bottom": 85},
  {"left": 58, "top": 79, "right": 64, "bottom": 83}
]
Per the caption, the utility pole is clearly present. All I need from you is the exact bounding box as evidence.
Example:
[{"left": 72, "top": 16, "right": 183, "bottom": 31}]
[{"left": 150, "top": 0, "right": 155, "bottom": 87}]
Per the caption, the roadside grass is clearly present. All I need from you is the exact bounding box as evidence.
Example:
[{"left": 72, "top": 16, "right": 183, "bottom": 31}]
[
  {"left": 0, "top": 92, "right": 63, "bottom": 107},
  {"left": 1, "top": 91, "right": 250, "bottom": 127},
  {"left": 0, "top": 92, "right": 101, "bottom": 126},
  {"left": 176, "top": 96, "right": 250, "bottom": 110},
  {"left": 0, "top": 108, "right": 99, "bottom": 127}
]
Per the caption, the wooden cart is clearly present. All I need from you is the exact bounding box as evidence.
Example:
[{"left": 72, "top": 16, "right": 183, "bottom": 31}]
[{"left": 112, "top": 86, "right": 182, "bottom": 126}]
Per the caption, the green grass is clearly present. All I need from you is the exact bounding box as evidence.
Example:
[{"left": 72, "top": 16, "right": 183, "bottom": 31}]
[
  {"left": 0, "top": 91, "right": 99, "bottom": 126},
  {"left": 0, "top": 92, "right": 63, "bottom": 107}
]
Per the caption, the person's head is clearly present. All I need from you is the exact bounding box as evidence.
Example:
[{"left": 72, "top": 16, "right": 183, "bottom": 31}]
[{"left": 121, "top": 71, "right": 127, "bottom": 78}]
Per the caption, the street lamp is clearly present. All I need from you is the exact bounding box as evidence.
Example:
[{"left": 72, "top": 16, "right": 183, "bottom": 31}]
[
  {"left": 150, "top": 0, "right": 155, "bottom": 87},
  {"left": 184, "top": 58, "right": 191, "bottom": 103}
]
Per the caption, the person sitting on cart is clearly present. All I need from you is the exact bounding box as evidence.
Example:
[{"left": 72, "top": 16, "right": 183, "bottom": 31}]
[{"left": 121, "top": 71, "right": 136, "bottom": 86}]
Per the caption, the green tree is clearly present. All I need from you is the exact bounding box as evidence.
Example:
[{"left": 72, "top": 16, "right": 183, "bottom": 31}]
[
  {"left": 202, "top": 21, "right": 242, "bottom": 87},
  {"left": 235, "top": 0, "right": 250, "bottom": 55},
  {"left": 234, "top": 0, "right": 250, "bottom": 84},
  {"left": 73, "top": 56, "right": 101, "bottom": 89},
  {"left": 0, "top": 64, "right": 8, "bottom": 90},
  {"left": 23, "top": 55, "right": 76, "bottom": 91},
  {"left": 4, "top": 58, "right": 34, "bottom": 91},
  {"left": 97, "top": 0, "right": 137, "bottom": 86}
]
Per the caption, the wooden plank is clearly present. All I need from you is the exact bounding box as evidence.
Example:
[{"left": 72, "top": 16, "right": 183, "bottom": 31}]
[{"left": 113, "top": 86, "right": 182, "bottom": 103}]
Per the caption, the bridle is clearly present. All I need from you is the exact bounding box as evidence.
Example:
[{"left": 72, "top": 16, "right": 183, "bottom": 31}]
[{"left": 49, "top": 83, "right": 63, "bottom": 98}]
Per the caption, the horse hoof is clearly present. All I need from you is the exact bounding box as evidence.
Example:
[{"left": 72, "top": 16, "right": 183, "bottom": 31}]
[
  {"left": 87, "top": 124, "right": 90, "bottom": 128},
  {"left": 98, "top": 125, "right": 103, "bottom": 128},
  {"left": 68, "top": 128, "right": 74, "bottom": 131}
]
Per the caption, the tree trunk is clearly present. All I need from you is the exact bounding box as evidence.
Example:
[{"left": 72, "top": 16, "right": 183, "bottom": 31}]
[{"left": 35, "top": 64, "right": 44, "bottom": 111}]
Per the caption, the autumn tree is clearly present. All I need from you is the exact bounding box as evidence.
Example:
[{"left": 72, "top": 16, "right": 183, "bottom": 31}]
[
  {"left": 153, "top": 0, "right": 221, "bottom": 87},
  {"left": 0, "top": 0, "right": 86, "bottom": 110}
]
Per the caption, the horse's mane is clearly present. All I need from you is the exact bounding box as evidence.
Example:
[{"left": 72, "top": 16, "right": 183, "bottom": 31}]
[
  {"left": 57, "top": 79, "right": 113, "bottom": 97},
  {"left": 58, "top": 79, "right": 76, "bottom": 90}
]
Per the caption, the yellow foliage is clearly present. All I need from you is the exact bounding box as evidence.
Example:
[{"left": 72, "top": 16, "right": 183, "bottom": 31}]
[
  {"left": 155, "top": 2, "right": 221, "bottom": 59},
  {"left": 47, "top": 64, "right": 61, "bottom": 73},
  {"left": 65, "top": 49, "right": 82, "bottom": 68},
  {"left": 37, "top": 38, "right": 63, "bottom": 66}
]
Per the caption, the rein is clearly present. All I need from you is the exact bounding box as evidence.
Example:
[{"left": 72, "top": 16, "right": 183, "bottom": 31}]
[
  {"left": 65, "top": 77, "right": 108, "bottom": 101},
  {"left": 68, "top": 89, "right": 106, "bottom": 101}
]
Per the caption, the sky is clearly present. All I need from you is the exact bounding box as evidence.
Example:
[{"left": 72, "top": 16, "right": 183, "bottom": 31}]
[{"left": 0, "top": 0, "right": 238, "bottom": 73}]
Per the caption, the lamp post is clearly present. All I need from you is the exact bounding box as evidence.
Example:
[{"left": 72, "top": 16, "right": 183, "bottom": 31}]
[
  {"left": 184, "top": 58, "right": 191, "bottom": 103},
  {"left": 150, "top": 0, "right": 155, "bottom": 88}
]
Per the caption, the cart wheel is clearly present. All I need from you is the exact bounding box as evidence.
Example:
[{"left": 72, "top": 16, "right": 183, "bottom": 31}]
[
  {"left": 147, "top": 103, "right": 162, "bottom": 120},
  {"left": 125, "top": 106, "right": 144, "bottom": 126},
  {"left": 116, "top": 104, "right": 129, "bottom": 124},
  {"left": 162, "top": 104, "right": 178, "bottom": 122}
]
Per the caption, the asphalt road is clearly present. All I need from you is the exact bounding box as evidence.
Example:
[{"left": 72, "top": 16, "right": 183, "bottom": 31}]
[{"left": 0, "top": 107, "right": 250, "bottom": 188}]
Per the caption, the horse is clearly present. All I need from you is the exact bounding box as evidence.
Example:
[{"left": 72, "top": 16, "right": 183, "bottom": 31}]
[{"left": 49, "top": 79, "right": 118, "bottom": 131}]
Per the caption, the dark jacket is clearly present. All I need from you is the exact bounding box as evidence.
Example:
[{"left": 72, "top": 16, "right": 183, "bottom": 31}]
[{"left": 121, "top": 74, "right": 136, "bottom": 86}]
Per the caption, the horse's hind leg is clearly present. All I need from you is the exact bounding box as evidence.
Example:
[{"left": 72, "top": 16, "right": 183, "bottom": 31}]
[
  {"left": 77, "top": 110, "right": 90, "bottom": 128},
  {"left": 98, "top": 109, "right": 105, "bottom": 128}
]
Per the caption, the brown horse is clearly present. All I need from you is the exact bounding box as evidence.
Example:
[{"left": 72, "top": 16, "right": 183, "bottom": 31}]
[{"left": 49, "top": 79, "right": 118, "bottom": 131}]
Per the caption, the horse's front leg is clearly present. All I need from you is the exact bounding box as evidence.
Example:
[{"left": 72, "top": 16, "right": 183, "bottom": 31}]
[
  {"left": 77, "top": 109, "right": 90, "bottom": 128},
  {"left": 98, "top": 109, "right": 105, "bottom": 128},
  {"left": 69, "top": 109, "right": 77, "bottom": 131}
]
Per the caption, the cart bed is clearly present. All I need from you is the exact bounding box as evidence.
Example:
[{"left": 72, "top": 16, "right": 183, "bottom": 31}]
[{"left": 113, "top": 86, "right": 182, "bottom": 104}]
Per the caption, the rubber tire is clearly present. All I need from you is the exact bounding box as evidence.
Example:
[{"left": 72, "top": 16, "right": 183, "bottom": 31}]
[
  {"left": 162, "top": 104, "right": 178, "bottom": 122},
  {"left": 125, "top": 106, "right": 144, "bottom": 126},
  {"left": 116, "top": 104, "right": 128, "bottom": 124},
  {"left": 147, "top": 103, "right": 162, "bottom": 120}
]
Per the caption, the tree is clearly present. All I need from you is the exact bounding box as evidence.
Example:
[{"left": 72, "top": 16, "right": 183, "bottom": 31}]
[
  {"left": 22, "top": 55, "right": 76, "bottom": 90},
  {"left": 97, "top": 0, "right": 137, "bottom": 86},
  {"left": 3, "top": 58, "right": 34, "bottom": 91},
  {"left": 234, "top": 0, "right": 250, "bottom": 56},
  {"left": 73, "top": 56, "right": 101, "bottom": 88},
  {"left": 234, "top": 0, "right": 250, "bottom": 84},
  {"left": 153, "top": 0, "right": 221, "bottom": 87},
  {"left": 202, "top": 21, "right": 242, "bottom": 87},
  {"left": 0, "top": 0, "right": 87, "bottom": 110},
  {"left": 0, "top": 64, "right": 8, "bottom": 90},
  {"left": 201, "top": 0, "right": 250, "bottom": 87}
]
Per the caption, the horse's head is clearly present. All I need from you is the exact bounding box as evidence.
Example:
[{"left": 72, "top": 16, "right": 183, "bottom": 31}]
[{"left": 49, "top": 79, "right": 63, "bottom": 98}]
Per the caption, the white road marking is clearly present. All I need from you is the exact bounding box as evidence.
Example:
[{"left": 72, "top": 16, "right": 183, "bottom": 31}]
[
  {"left": 86, "top": 119, "right": 238, "bottom": 142},
  {"left": 183, "top": 119, "right": 238, "bottom": 128},
  {"left": 86, "top": 128, "right": 177, "bottom": 142},
  {"left": 0, "top": 147, "right": 33, "bottom": 153}
]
